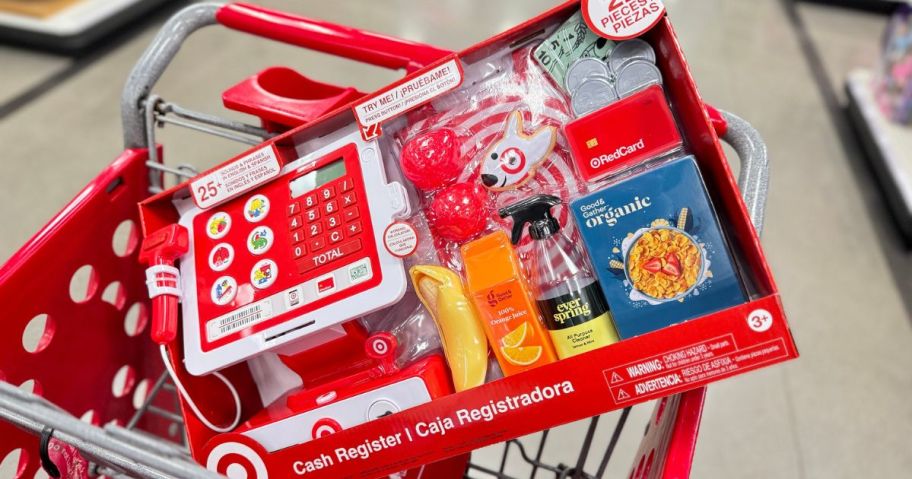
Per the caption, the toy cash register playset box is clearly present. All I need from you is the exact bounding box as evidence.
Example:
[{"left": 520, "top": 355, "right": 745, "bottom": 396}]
[{"left": 136, "top": 1, "right": 798, "bottom": 477}]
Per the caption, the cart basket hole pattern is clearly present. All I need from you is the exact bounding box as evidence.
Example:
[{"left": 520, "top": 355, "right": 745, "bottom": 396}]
[
  {"left": 0, "top": 149, "right": 175, "bottom": 479},
  {"left": 68, "top": 265, "right": 98, "bottom": 303},
  {"left": 21, "top": 314, "right": 55, "bottom": 354},
  {"left": 0, "top": 448, "right": 28, "bottom": 479},
  {"left": 102, "top": 281, "right": 127, "bottom": 310}
]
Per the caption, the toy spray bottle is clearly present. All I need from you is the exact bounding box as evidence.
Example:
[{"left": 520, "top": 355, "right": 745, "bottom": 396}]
[{"left": 499, "top": 195, "right": 619, "bottom": 359}]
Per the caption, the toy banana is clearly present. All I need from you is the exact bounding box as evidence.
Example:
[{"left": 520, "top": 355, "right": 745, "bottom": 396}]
[{"left": 410, "top": 265, "right": 488, "bottom": 392}]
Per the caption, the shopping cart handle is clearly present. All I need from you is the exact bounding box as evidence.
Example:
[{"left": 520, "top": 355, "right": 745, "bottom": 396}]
[{"left": 216, "top": 3, "right": 453, "bottom": 73}]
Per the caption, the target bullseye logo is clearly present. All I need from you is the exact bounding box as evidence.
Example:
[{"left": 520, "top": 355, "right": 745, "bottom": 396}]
[
  {"left": 500, "top": 147, "right": 526, "bottom": 174},
  {"left": 366, "top": 332, "right": 397, "bottom": 359},
  {"left": 312, "top": 418, "right": 343, "bottom": 439},
  {"left": 206, "top": 441, "right": 268, "bottom": 479}
]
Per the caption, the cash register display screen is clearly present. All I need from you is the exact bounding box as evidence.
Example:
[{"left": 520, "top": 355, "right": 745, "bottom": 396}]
[{"left": 290, "top": 159, "right": 346, "bottom": 197}]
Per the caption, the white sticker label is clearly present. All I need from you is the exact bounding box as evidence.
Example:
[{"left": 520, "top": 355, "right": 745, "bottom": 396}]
[
  {"left": 207, "top": 300, "right": 274, "bottom": 341},
  {"left": 582, "top": 0, "right": 666, "bottom": 41},
  {"left": 353, "top": 59, "right": 463, "bottom": 139},
  {"left": 383, "top": 222, "right": 418, "bottom": 258},
  {"left": 191, "top": 145, "right": 281, "bottom": 209}
]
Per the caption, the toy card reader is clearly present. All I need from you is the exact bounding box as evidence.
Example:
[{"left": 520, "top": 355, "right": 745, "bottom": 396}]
[{"left": 177, "top": 127, "right": 411, "bottom": 375}]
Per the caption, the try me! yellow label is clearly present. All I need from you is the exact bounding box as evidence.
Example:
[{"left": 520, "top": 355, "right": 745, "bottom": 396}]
[{"left": 191, "top": 145, "right": 281, "bottom": 209}]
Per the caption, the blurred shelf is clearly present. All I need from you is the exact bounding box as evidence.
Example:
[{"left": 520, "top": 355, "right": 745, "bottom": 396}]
[
  {"left": 0, "top": 0, "right": 174, "bottom": 54},
  {"left": 798, "top": 0, "right": 908, "bottom": 15},
  {"left": 845, "top": 68, "right": 912, "bottom": 242}
]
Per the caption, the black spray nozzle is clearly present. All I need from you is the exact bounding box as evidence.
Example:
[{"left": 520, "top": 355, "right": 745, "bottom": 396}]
[{"left": 498, "top": 194, "right": 562, "bottom": 244}]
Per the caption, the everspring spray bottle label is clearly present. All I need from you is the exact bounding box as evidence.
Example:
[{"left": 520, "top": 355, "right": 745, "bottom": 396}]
[{"left": 537, "top": 281, "right": 619, "bottom": 359}]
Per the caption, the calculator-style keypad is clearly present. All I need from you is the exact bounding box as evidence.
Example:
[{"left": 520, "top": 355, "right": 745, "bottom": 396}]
[{"left": 289, "top": 177, "right": 365, "bottom": 275}]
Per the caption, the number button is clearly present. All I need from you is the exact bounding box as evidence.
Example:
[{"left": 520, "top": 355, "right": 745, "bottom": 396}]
[
  {"left": 343, "top": 207, "right": 360, "bottom": 222},
  {"left": 291, "top": 229, "right": 306, "bottom": 244},
  {"left": 309, "top": 237, "right": 325, "bottom": 252},
  {"left": 307, "top": 222, "right": 323, "bottom": 238},
  {"left": 288, "top": 201, "right": 301, "bottom": 216},
  {"left": 320, "top": 186, "right": 335, "bottom": 201},
  {"left": 341, "top": 192, "right": 356, "bottom": 208},
  {"left": 306, "top": 208, "right": 320, "bottom": 223},
  {"left": 304, "top": 193, "right": 318, "bottom": 209},
  {"left": 292, "top": 244, "right": 306, "bottom": 259},
  {"left": 324, "top": 200, "right": 338, "bottom": 215},
  {"left": 340, "top": 178, "right": 354, "bottom": 192},
  {"left": 346, "top": 221, "right": 362, "bottom": 237},
  {"left": 325, "top": 214, "right": 342, "bottom": 230},
  {"left": 288, "top": 215, "right": 302, "bottom": 230}
]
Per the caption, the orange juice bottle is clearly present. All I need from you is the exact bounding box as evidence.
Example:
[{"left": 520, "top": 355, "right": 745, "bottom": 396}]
[{"left": 461, "top": 230, "right": 557, "bottom": 375}]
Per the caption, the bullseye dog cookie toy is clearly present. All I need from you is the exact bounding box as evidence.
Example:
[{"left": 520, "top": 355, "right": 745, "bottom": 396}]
[{"left": 480, "top": 111, "right": 558, "bottom": 191}]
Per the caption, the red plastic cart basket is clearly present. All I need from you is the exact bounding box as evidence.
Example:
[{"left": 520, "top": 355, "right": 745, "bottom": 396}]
[{"left": 0, "top": 3, "right": 769, "bottom": 479}]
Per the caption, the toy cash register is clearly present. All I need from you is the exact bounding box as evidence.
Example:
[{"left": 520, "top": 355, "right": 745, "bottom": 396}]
[{"left": 177, "top": 127, "right": 411, "bottom": 375}]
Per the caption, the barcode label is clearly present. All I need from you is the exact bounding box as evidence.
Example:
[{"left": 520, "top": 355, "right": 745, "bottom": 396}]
[{"left": 207, "top": 301, "right": 273, "bottom": 341}]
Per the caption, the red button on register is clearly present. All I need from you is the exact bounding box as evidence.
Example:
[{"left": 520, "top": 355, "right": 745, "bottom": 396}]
[
  {"left": 303, "top": 192, "right": 318, "bottom": 209},
  {"left": 287, "top": 201, "right": 301, "bottom": 216},
  {"left": 324, "top": 214, "right": 342, "bottom": 230},
  {"left": 309, "top": 237, "right": 325, "bottom": 252},
  {"left": 307, "top": 222, "right": 322, "bottom": 238},
  {"left": 343, "top": 207, "right": 360, "bottom": 222},
  {"left": 296, "top": 239, "right": 362, "bottom": 274}
]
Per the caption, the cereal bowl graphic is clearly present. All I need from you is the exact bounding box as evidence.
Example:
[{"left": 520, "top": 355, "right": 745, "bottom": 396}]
[{"left": 611, "top": 208, "right": 710, "bottom": 305}]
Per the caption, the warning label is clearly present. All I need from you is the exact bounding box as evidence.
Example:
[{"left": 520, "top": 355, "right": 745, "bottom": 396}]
[
  {"left": 605, "top": 336, "right": 788, "bottom": 402},
  {"left": 353, "top": 59, "right": 463, "bottom": 139},
  {"left": 191, "top": 145, "right": 280, "bottom": 209},
  {"left": 383, "top": 222, "right": 419, "bottom": 258},
  {"left": 582, "top": 0, "right": 666, "bottom": 41}
]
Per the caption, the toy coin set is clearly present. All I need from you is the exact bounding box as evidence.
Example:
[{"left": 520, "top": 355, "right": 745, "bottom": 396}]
[{"left": 127, "top": 2, "right": 798, "bottom": 477}]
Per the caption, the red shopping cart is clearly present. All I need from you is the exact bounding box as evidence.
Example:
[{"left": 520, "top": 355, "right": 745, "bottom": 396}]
[{"left": 0, "top": 3, "right": 770, "bottom": 478}]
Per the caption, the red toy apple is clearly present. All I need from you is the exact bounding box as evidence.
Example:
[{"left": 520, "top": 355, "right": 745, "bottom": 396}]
[
  {"left": 428, "top": 182, "right": 491, "bottom": 242},
  {"left": 400, "top": 128, "right": 464, "bottom": 191}
]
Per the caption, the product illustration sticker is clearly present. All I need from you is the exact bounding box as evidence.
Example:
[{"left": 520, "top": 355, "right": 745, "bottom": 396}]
[
  {"left": 208, "top": 243, "right": 234, "bottom": 272},
  {"left": 480, "top": 112, "right": 557, "bottom": 191},
  {"left": 206, "top": 212, "right": 231, "bottom": 239},
  {"left": 211, "top": 276, "right": 237, "bottom": 306},
  {"left": 250, "top": 259, "right": 278, "bottom": 290},
  {"left": 243, "top": 194, "right": 270, "bottom": 222},
  {"left": 247, "top": 226, "right": 274, "bottom": 255},
  {"left": 582, "top": 0, "right": 666, "bottom": 41}
]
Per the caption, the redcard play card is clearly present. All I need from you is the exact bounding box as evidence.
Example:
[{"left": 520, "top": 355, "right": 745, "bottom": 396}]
[{"left": 564, "top": 85, "right": 682, "bottom": 182}]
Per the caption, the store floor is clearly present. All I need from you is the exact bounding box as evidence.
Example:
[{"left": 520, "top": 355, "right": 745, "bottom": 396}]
[{"left": 1, "top": 0, "right": 910, "bottom": 478}]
